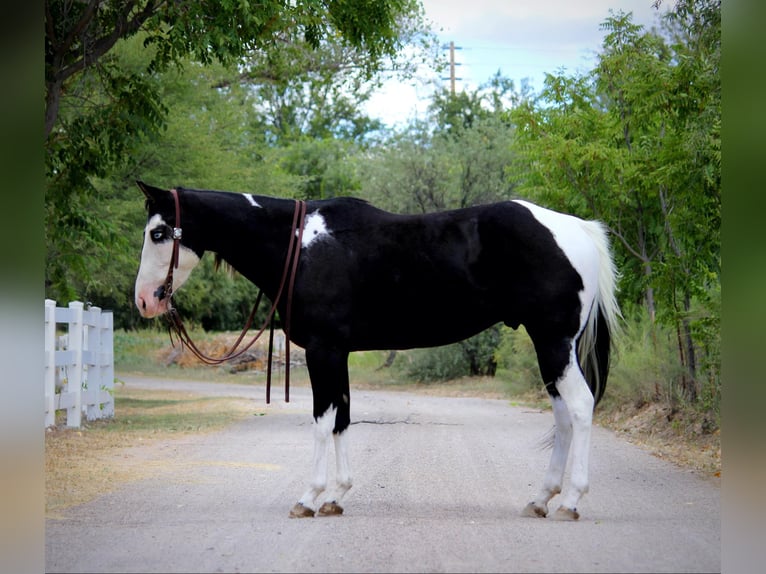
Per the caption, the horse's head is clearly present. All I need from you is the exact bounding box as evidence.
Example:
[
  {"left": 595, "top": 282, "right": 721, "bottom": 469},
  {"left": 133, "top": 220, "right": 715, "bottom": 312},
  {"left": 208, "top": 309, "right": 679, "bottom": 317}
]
[{"left": 134, "top": 181, "right": 202, "bottom": 318}]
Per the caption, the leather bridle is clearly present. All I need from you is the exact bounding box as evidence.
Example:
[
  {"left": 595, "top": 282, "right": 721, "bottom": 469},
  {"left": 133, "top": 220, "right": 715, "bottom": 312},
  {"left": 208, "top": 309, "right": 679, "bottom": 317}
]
[{"left": 161, "top": 188, "right": 307, "bottom": 403}]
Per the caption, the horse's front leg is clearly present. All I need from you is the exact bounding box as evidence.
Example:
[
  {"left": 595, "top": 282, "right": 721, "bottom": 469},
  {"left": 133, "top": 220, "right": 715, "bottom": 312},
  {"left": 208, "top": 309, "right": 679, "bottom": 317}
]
[
  {"left": 316, "top": 425, "right": 353, "bottom": 516},
  {"left": 289, "top": 406, "right": 335, "bottom": 518},
  {"left": 289, "top": 347, "right": 352, "bottom": 518}
]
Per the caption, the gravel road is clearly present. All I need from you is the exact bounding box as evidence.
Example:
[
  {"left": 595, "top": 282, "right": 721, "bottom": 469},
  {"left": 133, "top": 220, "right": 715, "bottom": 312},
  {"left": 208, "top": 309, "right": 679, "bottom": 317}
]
[{"left": 46, "top": 375, "right": 720, "bottom": 573}]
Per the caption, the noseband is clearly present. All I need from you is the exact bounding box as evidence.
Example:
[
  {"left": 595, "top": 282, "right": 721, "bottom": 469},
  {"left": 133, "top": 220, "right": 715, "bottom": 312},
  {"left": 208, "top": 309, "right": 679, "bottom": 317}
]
[{"left": 162, "top": 188, "right": 307, "bottom": 403}]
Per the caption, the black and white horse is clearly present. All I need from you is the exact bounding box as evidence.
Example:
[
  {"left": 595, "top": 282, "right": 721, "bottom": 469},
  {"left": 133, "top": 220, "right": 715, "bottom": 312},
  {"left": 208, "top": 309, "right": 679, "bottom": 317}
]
[{"left": 134, "top": 181, "right": 621, "bottom": 521}]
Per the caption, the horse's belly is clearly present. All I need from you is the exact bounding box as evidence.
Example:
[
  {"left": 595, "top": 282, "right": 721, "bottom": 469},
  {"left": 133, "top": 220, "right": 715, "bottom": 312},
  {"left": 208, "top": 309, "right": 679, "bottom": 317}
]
[{"left": 348, "top": 305, "right": 500, "bottom": 351}]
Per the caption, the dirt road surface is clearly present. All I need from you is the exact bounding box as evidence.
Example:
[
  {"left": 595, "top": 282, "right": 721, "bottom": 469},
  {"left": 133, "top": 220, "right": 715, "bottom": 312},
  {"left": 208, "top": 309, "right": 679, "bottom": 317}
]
[{"left": 46, "top": 375, "right": 720, "bottom": 573}]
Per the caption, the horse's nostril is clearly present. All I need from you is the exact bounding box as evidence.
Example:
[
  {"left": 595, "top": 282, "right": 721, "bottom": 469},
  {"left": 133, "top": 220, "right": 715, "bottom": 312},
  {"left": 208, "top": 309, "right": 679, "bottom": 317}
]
[{"left": 141, "top": 299, "right": 146, "bottom": 310}]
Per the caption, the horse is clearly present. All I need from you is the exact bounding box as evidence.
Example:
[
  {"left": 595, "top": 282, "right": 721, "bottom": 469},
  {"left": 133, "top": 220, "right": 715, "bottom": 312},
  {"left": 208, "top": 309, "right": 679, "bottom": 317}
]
[{"left": 134, "top": 181, "right": 621, "bottom": 521}]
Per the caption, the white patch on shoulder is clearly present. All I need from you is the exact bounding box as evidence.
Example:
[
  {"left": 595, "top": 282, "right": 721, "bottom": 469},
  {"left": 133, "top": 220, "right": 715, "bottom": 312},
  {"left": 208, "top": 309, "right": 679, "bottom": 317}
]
[
  {"left": 243, "top": 193, "right": 261, "bottom": 208},
  {"left": 301, "top": 211, "right": 331, "bottom": 248}
]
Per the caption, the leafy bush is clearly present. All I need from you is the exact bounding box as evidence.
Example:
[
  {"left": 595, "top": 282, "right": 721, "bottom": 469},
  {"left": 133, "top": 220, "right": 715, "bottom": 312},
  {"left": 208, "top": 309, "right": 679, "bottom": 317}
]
[
  {"left": 396, "top": 325, "right": 502, "bottom": 382},
  {"left": 602, "top": 309, "right": 687, "bottom": 409},
  {"left": 494, "top": 325, "right": 541, "bottom": 391}
]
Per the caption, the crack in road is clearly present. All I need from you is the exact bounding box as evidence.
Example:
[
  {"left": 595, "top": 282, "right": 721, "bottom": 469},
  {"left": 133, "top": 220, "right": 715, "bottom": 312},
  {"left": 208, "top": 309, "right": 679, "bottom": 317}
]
[{"left": 352, "top": 418, "right": 461, "bottom": 426}]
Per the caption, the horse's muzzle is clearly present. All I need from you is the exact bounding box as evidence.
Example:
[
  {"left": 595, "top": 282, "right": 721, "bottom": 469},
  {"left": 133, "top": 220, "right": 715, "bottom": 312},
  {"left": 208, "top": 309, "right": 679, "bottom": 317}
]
[{"left": 135, "top": 288, "right": 170, "bottom": 318}]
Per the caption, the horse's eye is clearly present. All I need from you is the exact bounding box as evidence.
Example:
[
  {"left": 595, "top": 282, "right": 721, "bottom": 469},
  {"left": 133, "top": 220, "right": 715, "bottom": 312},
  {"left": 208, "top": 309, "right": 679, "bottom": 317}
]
[{"left": 151, "top": 228, "right": 165, "bottom": 242}]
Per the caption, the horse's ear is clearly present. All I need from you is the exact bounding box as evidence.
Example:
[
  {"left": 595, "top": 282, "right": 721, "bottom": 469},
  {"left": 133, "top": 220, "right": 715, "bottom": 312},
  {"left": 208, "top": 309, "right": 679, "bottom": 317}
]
[{"left": 136, "top": 181, "right": 166, "bottom": 203}]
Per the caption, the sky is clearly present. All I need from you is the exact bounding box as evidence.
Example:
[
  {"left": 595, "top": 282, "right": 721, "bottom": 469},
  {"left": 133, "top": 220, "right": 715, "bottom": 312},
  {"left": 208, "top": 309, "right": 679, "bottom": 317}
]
[{"left": 364, "top": 0, "right": 672, "bottom": 127}]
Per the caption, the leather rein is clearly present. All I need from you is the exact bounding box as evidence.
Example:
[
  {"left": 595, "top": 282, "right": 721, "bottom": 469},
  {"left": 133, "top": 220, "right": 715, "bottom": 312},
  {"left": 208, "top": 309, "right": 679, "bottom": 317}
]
[{"left": 161, "top": 188, "right": 307, "bottom": 403}]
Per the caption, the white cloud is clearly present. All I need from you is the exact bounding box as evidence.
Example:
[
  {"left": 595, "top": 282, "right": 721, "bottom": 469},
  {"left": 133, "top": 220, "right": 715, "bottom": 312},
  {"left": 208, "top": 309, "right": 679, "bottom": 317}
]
[
  {"left": 365, "top": 0, "right": 670, "bottom": 127},
  {"left": 423, "top": 0, "right": 661, "bottom": 38}
]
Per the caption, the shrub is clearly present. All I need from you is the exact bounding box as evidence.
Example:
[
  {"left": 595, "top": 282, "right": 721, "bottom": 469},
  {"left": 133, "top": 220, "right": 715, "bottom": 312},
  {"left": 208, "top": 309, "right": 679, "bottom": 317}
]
[
  {"left": 495, "top": 325, "right": 540, "bottom": 391},
  {"left": 397, "top": 325, "right": 502, "bottom": 382}
]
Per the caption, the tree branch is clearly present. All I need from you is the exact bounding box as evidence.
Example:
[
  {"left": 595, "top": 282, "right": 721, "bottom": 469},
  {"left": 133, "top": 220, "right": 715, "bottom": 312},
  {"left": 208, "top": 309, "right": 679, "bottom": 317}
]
[{"left": 45, "top": 0, "right": 163, "bottom": 138}]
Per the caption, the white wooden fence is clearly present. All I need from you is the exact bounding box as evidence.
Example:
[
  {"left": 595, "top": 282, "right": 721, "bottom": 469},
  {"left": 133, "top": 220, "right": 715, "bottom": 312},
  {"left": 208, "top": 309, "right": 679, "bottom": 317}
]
[{"left": 44, "top": 300, "right": 115, "bottom": 428}]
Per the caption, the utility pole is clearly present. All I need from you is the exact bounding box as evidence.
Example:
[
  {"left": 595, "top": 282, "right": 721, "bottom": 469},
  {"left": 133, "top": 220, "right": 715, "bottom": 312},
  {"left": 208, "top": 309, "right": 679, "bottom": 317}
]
[
  {"left": 449, "top": 41, "right": 456, "bottom": 95},
  {"left": 442, "top": 41, "right": 462, "bottom": 95}
]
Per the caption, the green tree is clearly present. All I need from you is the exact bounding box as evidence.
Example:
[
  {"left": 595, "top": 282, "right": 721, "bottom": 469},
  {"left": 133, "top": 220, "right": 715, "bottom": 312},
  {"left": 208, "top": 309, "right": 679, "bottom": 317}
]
[
  {"left": 508, "top": 5, "right": 720, "bottom": 404},
  {"left": 77, "top": 36, "right": 305, "bottom": 328},
  {"left": 45, "top": 0, "right": 423, "bottom": 303},
  {"left": 362, "top": 79, "right": 521, "bottom": 213}
]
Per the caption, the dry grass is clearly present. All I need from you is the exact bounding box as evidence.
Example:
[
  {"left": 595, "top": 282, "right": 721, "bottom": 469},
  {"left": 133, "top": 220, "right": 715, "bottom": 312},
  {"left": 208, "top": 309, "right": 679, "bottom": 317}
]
[
  {"left": 595, "top": 402, "right": 721, "bottom": 478},
  {"left": 45, "top": 387, "right": 261, "bottom": 518}
]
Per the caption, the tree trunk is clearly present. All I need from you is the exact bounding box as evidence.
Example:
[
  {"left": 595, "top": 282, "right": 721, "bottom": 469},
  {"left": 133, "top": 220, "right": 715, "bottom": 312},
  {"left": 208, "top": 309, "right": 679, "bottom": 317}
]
[
  {"left": 45, "top": 79, "right": 62, "bottom": 140},
  {"left": 680, "top": 293, "right": 698, "bottom": 402},
  {"left": 376, "top": 350, "right": 397, "bottom": 370}
]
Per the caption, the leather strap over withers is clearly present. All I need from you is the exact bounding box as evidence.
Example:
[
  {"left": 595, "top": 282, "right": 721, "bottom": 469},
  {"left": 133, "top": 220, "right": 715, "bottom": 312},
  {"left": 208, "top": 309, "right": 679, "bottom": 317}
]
[{"left": 163, "top": 188, "right": 307, "bottom": 403}]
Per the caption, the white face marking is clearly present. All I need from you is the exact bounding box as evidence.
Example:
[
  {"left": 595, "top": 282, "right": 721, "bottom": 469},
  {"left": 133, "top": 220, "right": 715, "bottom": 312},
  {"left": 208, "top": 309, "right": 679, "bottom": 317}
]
[
  {"left": 243, "top": 193, "right": 261, "bottom": 208},
  {"left": 301, "top": 211, "right": 331, "bottom": 248},
  {"left": 134, "top": 214, "right": 201, "bottom": 318}
]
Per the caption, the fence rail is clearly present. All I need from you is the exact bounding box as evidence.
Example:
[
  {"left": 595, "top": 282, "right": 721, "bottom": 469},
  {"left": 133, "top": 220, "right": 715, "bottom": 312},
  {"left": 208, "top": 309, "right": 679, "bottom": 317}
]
[{"left": 44, "top": 300, "right": 114, "bottom": 428}]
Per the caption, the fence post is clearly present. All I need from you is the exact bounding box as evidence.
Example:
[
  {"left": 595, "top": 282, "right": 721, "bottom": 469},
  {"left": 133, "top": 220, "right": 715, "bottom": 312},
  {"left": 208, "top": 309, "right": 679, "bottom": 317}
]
[
  {"left": 85, "top": 306, "right": 101, "bottom": 421},
  {"left": 44, "top": 299, "right": 57, "bottom": 428},
  {"left": 66, "top": 301, "right": 84, "bottom": 428},
  {"left": 101, "top": 310, "right": 115, "bottom": 418}
]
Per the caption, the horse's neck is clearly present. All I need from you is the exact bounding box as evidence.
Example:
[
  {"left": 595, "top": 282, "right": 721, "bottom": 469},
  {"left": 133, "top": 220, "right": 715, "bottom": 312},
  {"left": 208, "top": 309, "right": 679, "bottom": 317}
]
[{"left": 196, "top": 192, "right": 297, "bottom": 297}]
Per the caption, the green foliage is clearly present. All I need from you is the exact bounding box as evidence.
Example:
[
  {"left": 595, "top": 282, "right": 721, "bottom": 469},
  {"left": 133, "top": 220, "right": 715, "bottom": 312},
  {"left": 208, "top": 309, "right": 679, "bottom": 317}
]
[
  {"left": 603, "top": 308, "right": 687, "bottom": 409},
  {"left": 494, "top": 326, "right": 541, "bottom": 392},
  {"left": 396, "top": 325, "right": 502, "bottom": 382},
  {"left": 458, "top": 326, "right": 501, "bottom": 376},
  {"left": 397, "top": 343, "right": 472, "bottom": 382},
  {"left": 360, "top": 79, "right": 522, "bottom": 213},
  {"left": 507, "top": 5, "right": 720, "bottom": 403},
  {"left": 44, "top": 0, "right": 429, "bottom": 309},
  {"left": 280, "top": 138, "right": 363, "bottom": 200},
  {"left": 169, "top": 257, "right": 266, "bottom": 332},
  {"left": 45, "top": 48, "right": 167, "bottom": 304}
]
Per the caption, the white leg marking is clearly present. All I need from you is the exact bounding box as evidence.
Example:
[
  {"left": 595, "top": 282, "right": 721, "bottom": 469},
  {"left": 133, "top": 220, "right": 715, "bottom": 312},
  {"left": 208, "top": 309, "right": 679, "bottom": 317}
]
[
  {"left": 243, "top": 193, "right": 261, "bottom": 208},
  {"left": 555, "top": 349, "right": 595, "bottom": 511},
  {"left": 328, "top": 429, "right": 353, "bottom": 504},
  {"left": 532, "top": 396, "right": 572, "bottom": 512},
  {"left": 298, "top": 407, "right": 336, "bottom": 509}
]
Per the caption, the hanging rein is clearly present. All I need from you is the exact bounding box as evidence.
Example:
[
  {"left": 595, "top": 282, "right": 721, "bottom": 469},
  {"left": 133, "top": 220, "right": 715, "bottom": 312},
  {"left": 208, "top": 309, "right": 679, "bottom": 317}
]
[{"left": 161, "top": 188, "right": 307, "bottom": 403}]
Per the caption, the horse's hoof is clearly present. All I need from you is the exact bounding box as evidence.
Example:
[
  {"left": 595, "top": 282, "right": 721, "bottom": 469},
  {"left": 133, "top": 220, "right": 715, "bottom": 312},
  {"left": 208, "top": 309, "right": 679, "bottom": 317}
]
[
  {"left": 317, "top": 501, "right": 344, "bottom": 516},
  {"left": 551, "top": 506, "right": 580, "bottom": 521},
  {"left": 521, "top": 502, "right": 548, "bottom": 518},
  {"left": 289, "top": 503, "right": 315, "bottom": 518}
]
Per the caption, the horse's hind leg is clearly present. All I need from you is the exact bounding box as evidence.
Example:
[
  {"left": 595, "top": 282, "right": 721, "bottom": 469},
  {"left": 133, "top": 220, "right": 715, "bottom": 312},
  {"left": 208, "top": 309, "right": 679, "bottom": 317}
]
[
  {"left": 523, "top": 336, "right": 594, "bottom": 520},
  {"left": 550, "top": 359, "right": 594, "bottom": 520},
  {"left": 522, "top": 395, "right": 572, "bottom": 518}
]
